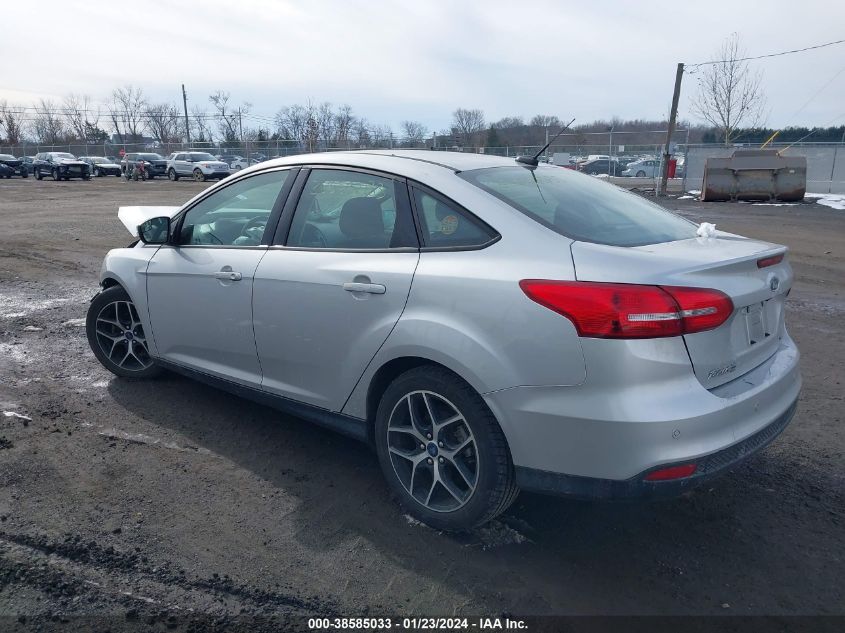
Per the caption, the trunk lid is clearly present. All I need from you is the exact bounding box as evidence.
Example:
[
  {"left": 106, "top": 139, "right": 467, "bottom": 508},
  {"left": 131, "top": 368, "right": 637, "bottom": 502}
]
[{"left": 570, "top": 232, "right": 791, "bottom": 389}]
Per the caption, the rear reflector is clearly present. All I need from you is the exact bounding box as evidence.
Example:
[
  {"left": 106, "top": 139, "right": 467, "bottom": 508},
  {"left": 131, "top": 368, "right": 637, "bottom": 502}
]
[
  {"left": 519, "top": 280, "right": 733, "bottom": 339},
  {"left": 757, "top": 253, "right": 784, "bottom": 268},
  {"left": 644, "top": 463, "right": 697, "bottom": 481}
]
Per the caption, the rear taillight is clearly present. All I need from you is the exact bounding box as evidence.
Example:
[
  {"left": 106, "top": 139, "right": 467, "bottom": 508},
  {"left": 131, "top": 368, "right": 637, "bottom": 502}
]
[
  {"left": 757, "top": 253, "right": 784, "bottom": 268},
  {"left": 519, "top": 280, "right": 733, "bottom": 339}
]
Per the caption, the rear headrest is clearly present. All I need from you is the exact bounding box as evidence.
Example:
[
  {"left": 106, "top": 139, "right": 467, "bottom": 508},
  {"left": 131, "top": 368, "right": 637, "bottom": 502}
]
[{"left": 339, "top": 197, "right": 384, "bottom": 238}]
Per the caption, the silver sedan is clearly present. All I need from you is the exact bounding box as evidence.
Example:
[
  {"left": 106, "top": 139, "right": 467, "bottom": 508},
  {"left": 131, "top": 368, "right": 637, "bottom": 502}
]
[{"left": 86, "top": 150, "right": 801, "bottom": 530}]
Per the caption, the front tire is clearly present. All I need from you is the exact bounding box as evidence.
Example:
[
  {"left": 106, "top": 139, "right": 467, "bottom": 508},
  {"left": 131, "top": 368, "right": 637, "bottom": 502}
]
[
  {"left": 636, "top": 170, "right": 646, "bottom": 177},
  {"left": 52, "top": 168, "right": 61, "bottom": 181},
  {"left": 375, "top": 366, "right": 517, "bottom": 531},
  {"left": 86, "top": 286, "right": 162, "bottom": 379},
  {"left": 193, "top": 168, "right": 206, "bottom": 182}
]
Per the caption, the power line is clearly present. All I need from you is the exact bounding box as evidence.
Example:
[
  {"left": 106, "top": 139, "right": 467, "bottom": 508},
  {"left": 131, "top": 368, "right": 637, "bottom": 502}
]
[{"left": 688, "top": 37, "right": 845, "bottom": 68}]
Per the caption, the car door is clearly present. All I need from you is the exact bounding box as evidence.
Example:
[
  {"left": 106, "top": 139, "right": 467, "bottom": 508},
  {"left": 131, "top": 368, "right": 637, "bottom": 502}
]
[
  {"left": 252, "top": 167, "right": 420, "bottom": 410},
  {"left": 145, "top": 168, "right": 296, "bottom": 387}
]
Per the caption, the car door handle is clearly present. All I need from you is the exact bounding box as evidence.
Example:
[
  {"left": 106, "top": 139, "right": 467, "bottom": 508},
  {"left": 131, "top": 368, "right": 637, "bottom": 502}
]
[
  {"left": 343, "top": 282, "right": 386, "bottom": 294},
  {"left": 214, "top": 271, "right": 242, "bottom": 281}
]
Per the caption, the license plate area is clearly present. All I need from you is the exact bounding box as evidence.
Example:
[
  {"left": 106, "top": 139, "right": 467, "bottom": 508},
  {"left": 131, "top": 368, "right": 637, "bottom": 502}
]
[{"left": 744, "top": 302, "right": 768, "bottom": 345}]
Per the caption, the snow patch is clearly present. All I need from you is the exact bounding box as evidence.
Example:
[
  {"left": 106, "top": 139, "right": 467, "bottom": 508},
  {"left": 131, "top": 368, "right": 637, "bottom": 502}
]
[
  {"left": 404, "top": 514, "right": 423, "bottom": 527},
  {"left": 62, "top": 318, "right": 86, "bottom": 327},
  {"left": 805, "top": 193, "right": 845, "bottom": 210},
  {"left": 687, "top": 190, "right": 701, "bottom": 195},
  {"left": 678, "top": 195, "right": 695, "bottom": 200},
  {"left": 23, "top": 325, "right": 43, "bottom": 332},
  {"left": 696, "top": 222, "right": 717, "bottom": 238},
  {"left": 3, "top": 411, "right": 32, "bottom": 422}
]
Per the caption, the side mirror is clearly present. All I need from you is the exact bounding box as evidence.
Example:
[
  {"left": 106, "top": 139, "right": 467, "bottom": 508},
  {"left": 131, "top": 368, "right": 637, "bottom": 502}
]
[{"left": 137, "top": 216, "right": 171, "bottom": 244}]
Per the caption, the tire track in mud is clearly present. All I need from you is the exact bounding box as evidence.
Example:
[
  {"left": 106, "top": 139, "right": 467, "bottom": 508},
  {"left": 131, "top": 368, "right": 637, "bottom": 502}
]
[{"left": 1, "top": 531, "right": 340, "bottom": 625}]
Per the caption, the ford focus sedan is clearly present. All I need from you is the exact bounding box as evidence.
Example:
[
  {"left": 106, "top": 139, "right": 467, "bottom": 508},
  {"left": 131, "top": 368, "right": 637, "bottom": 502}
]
[{"left": 86, "top": 150, "right": 800, "bottom": 530}]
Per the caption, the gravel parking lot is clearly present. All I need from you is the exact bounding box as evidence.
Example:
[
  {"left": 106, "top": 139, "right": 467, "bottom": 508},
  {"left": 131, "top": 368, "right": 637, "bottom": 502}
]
[{"left": 0, "top": 176, "right": 843, "bottom": 627}]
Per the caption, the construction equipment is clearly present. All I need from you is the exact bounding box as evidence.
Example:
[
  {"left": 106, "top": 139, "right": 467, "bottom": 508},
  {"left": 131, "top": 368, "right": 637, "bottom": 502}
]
[{"left": 701, "top": 149, "right": 806, "bottom": 202}]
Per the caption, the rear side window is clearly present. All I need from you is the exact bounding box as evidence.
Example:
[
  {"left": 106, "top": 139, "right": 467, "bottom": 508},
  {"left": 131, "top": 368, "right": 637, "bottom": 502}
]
[
  {"left": 286, "top": 169, "right": 416, "bottom": 250},
  {"left": 411, "top": 188, "right": 496, "bottom": 248},
  {"left": 459, "top": 166, "right": 697, "bottom": 247}
]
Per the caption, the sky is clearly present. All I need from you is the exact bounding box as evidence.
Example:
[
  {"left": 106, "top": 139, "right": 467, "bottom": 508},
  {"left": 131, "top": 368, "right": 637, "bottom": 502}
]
[{"left": 2, "top": 0, "right": 844, "bottom": 134}]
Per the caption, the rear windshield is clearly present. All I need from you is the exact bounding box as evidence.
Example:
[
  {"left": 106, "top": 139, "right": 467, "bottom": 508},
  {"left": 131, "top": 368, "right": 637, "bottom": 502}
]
[
  {"left": 459, "top": 165, "right": 697, "bottom": 247},
  {"left": 138, "top": 153, "right": 163, "bottom": 160}
]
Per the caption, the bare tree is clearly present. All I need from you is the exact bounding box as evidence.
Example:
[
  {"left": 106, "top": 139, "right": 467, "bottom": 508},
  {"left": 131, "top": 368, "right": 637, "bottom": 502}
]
[
  {"left": 145, "top": 103, "right": 182, "bottom": 143},
  {"left": 316, "top": 102, "right": 335, "bottom": 147},
  {"left": 351, "top": 117, "right": 371, "bottom": 147},
  {"left": 63, "top": 94, "right": 102, "bottom": 142},
  {"left": 275, "top": 104, "right": 306, "bottom": 146},
  {"left": 209, "top": 90, "right": 250, "bottom": 142},
  {"left": 401, "top": 120, "right": 429, "bottom": 146},
  {"left": 529, "top": 114, "right": 561, "bottom": 128},
  {"left": 109, "top": 85, "right": 147, "bottom": 142},
  {"left": 191, "top": 106, "right": 213, "bottom": 144},
  {"left": 692, "top": 33, "right": 766, "bottom": 145},
  {"left": 32, "top": 99, "right": 66, "bottom": 144},
  {"left": 0, "top": 100, "right": 24, "bottom": 145},
  {"left": 451, "top": 108, "right": 485, "bottom": 146},
  {"left": 333, "top": 104, "right": 354, "bottom": 148}
]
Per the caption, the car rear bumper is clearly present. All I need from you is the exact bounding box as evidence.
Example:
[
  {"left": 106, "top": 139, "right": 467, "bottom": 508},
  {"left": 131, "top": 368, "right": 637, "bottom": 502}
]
[
  {"left": 483, "top": 332, "right": 801, "bottom": 494},
  {"left": 514, "top": 397, "right": 798, "bottom": 499}
]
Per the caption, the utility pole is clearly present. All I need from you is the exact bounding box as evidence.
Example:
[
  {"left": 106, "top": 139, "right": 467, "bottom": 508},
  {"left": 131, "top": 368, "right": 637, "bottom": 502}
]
[
  {"left": 659, "top": 62, "right": 684, "bottom": 196},
  {"left": 182, "top": 84, "right": 191, "bottom": 146},
  {"left": 238, "top": 107, "right": 244, "bottom": 142}
]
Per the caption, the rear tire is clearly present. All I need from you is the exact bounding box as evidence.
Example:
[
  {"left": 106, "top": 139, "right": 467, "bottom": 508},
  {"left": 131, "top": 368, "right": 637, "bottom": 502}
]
[
  {"left": 35, "top": 169, "right": 42, "bottom": 180},
  {"left": 636, "top": 170, "right": 646, "bottom": 177},
  {"left": 375, "top": 366, "right": 517, "bottom": 531},
  {"left": 86, "top": 286, "right": 162, "bottom": 379},
  {"left": 168, "top": 168, "right": 179, "bottom": 181}
]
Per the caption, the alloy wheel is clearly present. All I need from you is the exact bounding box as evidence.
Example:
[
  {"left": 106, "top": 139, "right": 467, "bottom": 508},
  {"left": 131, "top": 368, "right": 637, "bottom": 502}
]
[
  {"left": 386, "top": 390, "right": 479, "bottom": 512},
  {"left": 93, "top": 300, "right": 153, "bottom": 371}
]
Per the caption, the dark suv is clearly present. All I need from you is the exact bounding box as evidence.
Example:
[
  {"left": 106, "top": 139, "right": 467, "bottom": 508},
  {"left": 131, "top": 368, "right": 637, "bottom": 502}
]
[
  {"left": 120, "top": 153, "right": 168, "bottom": 179},
  {"left": 0, "top": 154, "right": 28, "bottom": 178},
  {"left": 32, "top": 152, "right": 91, "bottom": 181}
]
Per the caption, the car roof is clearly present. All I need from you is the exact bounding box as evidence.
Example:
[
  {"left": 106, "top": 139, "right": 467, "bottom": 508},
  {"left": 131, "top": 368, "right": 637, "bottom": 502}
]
[{"left": 252, "top": 149, "right": 516, "bottom": 177}]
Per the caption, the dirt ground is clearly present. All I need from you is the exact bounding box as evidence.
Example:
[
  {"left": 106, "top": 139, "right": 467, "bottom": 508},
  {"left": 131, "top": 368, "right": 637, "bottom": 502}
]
[{"left": 0, "top": 175, "right": 842, "bottom": 628}]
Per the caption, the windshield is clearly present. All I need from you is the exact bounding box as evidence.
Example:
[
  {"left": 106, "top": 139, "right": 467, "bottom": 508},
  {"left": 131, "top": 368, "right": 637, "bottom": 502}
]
[
  {"left": 53, "top": 153, "right": 75, "bottom": 159},
  {"left": 189, "top": 153, "right": 216, "bottom": 161},
  {"left": 138, "top": 153, "right": 163, "bottom": 160},
  {"left": 459, "top": 165, "right": 698, "bottom": 247}
]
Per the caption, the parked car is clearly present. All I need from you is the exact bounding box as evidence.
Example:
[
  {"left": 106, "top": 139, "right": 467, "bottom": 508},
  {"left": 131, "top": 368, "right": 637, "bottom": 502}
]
[
  {"left": 622, "top": 159, "right": 661, "bottom": 178},
  {"left": 79, "top": 156, "right": 122, "bottom": 177},
  {"left": 0, "top": 163, "right": 14, "bottom": 179},
  {"left": 0, "top": 154, "right": 28, "bottom": 178},
  {"left": 578, "top": 158, "right": 622, "bottom": 175},
  {"left": 120, "top": 153, "right": 168, "bottom": 179},
  {"left": 229, "top": 156, "right": 261, "bottom": 170},
  {"left": 86, "top": 150, "right": 800, "bottom": 530},
  {"left": 167, "top": 151, "right": 230, "bottom": 181},
  {"left": 31, "top": 152, "right": 90, "bottom": 181}
]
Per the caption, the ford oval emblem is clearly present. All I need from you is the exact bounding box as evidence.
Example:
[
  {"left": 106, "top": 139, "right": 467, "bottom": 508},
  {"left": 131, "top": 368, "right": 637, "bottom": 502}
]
[{"left": 770, "top": 277, "right": 780, "bottom": 292}]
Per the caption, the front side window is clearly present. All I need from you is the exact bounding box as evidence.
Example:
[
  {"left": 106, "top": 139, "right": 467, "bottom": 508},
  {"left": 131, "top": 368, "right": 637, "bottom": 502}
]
[
  {"left": 286, "top": 169, "right": 415, "bottom": 249},
  {"left": 459, "top": 165, "right": 697, "bottom": 247},
  {"left": 178, "top": 170, "right": 292, "bottom": 246},
  {"left": 412, "top": 188, "right": 496, "bottom": 248}
]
